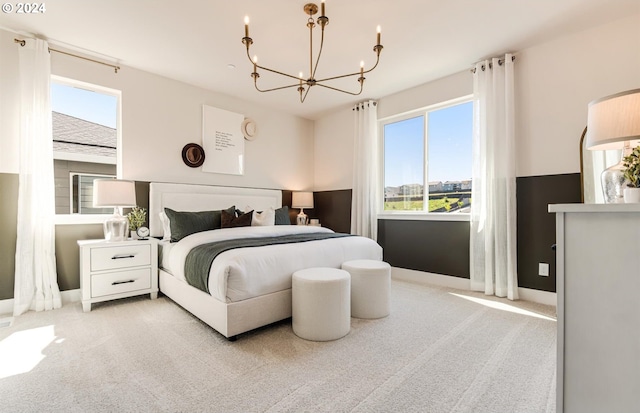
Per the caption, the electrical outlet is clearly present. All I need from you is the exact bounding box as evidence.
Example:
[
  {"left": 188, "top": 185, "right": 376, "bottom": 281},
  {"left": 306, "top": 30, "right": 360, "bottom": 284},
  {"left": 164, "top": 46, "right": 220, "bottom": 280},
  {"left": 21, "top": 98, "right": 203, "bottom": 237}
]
[{"left": 539, "top": 263, "right": 549, "bottom": 277}]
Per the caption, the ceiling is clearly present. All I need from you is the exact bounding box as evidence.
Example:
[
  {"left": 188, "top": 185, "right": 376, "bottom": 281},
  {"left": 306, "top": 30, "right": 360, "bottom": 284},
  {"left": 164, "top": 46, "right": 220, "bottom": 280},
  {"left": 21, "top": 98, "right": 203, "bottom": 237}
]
[{"left": 1, "top": 0, "right": 638, "bottom": 120}]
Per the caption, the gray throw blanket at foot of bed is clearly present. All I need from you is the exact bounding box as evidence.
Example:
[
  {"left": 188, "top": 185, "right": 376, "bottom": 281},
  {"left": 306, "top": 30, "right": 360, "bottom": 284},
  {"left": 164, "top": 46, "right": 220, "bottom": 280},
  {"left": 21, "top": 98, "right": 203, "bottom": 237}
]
[{"left": 184, "top": 232, "right": 352, "bottom": 293}]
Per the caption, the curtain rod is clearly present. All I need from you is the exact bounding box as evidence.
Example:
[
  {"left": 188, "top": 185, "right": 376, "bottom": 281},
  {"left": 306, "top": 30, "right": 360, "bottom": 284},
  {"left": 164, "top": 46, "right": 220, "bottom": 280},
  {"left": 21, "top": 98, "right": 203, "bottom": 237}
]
[
  {"left": 14, "top": 38, "right": 120, "bottom": 73},
  {"left": 470, "top": 55, "right": 516, "bottom": 74},
  {"left": 352, "top": 101, "right": 377, "bottom": 111}
]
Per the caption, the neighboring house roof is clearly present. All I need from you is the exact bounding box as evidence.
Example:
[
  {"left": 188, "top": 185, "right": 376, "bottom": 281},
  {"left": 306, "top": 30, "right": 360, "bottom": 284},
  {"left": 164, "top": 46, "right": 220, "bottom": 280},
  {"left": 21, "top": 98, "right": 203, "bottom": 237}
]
[{"left": 53, "top": 111, "right": 116, "bottom": 157}]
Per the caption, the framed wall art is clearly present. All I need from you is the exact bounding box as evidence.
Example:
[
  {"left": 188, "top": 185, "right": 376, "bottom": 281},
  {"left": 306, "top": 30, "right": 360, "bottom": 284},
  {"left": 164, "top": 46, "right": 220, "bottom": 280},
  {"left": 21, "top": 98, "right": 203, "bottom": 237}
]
[{"left": 202, "top": 105, "right": 244, "bottom": 175}]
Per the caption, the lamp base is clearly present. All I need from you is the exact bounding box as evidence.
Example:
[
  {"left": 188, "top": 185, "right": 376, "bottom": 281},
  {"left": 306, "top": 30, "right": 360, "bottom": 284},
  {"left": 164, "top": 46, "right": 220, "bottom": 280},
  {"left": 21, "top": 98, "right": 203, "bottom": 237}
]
[
  {"left": 601, "top": 145, "right": 632, "bottom": 204},
  {"left": 104, "top": 208, "right": 129, "bottom": 242},
  {"left": 296, "top": 210, "right": 308, "bottom": 226}
]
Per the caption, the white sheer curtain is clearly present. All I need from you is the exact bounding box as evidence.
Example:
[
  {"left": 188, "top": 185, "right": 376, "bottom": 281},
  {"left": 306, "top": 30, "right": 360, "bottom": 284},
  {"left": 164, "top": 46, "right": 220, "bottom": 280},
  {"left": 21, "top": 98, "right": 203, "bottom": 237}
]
[
  {"left": 351, "top": 100, "right": 379, "bottom": 240},
  {"left": 470, "top": 54, "right": 518, "bottom": 300},
  {"left": 14, "top": 38, "right": 62, "bottom": 315}
]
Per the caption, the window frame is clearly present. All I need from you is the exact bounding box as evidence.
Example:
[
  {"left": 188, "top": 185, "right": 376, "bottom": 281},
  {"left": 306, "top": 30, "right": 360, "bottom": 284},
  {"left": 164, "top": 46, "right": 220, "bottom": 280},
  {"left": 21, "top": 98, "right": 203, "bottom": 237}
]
[
  {"left": 51, "top": 75, "right": 123, "bottom": 225},
  {"left": 378, "top": 95, "right": 473, "bottom": 222}
]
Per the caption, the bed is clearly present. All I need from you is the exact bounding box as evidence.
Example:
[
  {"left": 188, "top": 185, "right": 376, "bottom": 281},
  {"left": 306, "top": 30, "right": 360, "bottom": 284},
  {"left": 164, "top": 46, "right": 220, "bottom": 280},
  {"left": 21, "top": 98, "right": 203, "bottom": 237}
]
[{"left": 149, "top": 182, "right": 382, "bottom": 340}]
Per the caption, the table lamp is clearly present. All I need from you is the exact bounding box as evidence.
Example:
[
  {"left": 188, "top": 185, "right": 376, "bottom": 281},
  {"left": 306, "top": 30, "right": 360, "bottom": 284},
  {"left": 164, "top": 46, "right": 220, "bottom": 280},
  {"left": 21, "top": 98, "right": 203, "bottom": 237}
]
[
  {"left": 585, "top": 89, "right": 640, "bottom": 203},
  {"left": 93, "top": 179, "right": 137, "bottom": 241},
  {"left": 292, "top": 191, "right": 314, "bottom": 225}
]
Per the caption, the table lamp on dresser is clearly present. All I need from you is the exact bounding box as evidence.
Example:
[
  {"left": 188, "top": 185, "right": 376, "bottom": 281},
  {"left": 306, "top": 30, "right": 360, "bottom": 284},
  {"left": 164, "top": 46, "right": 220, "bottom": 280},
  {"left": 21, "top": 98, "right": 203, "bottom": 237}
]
[{"left": 585, "top": 88, "right": 640, "bottom": 203}]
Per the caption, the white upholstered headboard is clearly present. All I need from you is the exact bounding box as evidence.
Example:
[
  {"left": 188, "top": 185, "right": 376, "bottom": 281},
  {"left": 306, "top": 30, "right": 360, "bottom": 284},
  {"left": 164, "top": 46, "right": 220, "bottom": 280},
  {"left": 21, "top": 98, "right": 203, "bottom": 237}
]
[{"left": 149, "top": 183, "right": 283, "bottom": 238}]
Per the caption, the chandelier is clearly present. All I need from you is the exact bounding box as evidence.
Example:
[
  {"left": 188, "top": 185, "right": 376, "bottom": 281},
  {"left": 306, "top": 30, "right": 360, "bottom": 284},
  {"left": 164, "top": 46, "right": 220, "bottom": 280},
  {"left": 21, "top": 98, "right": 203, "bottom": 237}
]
[{"left": 241, "top": 1, "right": 383, "bottom": 103}]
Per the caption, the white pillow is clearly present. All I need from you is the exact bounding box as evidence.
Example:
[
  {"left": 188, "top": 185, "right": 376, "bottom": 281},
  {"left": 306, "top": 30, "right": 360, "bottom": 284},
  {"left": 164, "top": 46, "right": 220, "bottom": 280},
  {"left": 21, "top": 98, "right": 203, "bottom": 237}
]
[
  {"left": 159, "top": 211, "right": 171, "bottom": 241},
  {"left": 252, "top": 207, "right": 275, "bottom": 226}
]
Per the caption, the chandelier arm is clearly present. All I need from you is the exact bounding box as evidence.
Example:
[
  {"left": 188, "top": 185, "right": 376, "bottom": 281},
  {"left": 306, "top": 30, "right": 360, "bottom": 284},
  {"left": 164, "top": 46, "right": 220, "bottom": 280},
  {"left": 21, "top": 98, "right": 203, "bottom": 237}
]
[
  {"left": 309, "top": 18, "right": 314, "bottom": 80},
  {"left": 363, "top": 53, "right": 382, "bottom": 74},
  {"left": 257, "top": 65, "right": 304, "bottom": 81},
  {"left": 245, "top": 49, "right": 302, "bottom": 82},
  {"left": 300, "top": 85, "right": 312, "bottom": 103},
  {"left": 255, "top": 82, "right": 302, "bottom": 93},
  {"left": 316, "top": 82, "right": 364, "bottom": 96},
  {"left": 315, "top": 53, "right": 381, "bottom": 83},
  {"left": 311, "top": 25, "right": 325, "bottom": 79}
]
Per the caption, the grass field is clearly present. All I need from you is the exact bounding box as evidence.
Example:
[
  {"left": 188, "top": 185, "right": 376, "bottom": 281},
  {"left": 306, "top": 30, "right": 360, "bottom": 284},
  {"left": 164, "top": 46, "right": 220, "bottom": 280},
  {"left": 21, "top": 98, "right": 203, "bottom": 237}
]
[{"left": 384, "top": 197, "right": 460, "bottom": 212}]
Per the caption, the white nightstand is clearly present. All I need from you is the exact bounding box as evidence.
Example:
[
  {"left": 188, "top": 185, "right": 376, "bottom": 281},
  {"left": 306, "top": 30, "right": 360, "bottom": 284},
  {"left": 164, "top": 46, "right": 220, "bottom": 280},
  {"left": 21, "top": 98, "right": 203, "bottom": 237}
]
[{"left": 77, "top": 238, "right": 158, "bottom": 312}]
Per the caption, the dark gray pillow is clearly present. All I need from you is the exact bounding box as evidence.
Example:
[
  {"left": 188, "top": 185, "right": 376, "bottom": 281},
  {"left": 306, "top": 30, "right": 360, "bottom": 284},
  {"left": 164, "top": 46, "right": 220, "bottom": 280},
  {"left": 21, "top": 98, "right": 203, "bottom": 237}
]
[
  {"left": 274, "top": 206, "right": 291, "bottom": 225},
  {"left": 165, "top": 206, "right": 235, "bottom": 242}
]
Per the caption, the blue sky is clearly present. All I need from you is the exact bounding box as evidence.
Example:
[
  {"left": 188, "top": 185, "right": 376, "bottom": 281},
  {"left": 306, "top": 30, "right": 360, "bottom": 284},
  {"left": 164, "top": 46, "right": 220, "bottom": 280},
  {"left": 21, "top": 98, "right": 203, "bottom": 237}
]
[
  {"left": 384, "top": 101, "right": 473, "bottom": 187},
  {"left": 51, "top": 82, "right": 117, "bottom": 128}
]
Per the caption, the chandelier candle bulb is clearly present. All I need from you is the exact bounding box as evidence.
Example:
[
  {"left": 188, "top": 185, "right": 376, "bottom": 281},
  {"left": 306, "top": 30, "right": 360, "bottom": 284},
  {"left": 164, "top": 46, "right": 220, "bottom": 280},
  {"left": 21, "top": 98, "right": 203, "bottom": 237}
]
[
  {"left": 377, "top": 25, "right": 381, "bottom": 45},
  {"left": 244, "top": 16, "right": 249, "bottom": 37},
  {"left": 321, "top": 0, "right": 325, "bottom": 16},
  {"left": 360, "top": 61, "right": 364, "bottom": 76}
]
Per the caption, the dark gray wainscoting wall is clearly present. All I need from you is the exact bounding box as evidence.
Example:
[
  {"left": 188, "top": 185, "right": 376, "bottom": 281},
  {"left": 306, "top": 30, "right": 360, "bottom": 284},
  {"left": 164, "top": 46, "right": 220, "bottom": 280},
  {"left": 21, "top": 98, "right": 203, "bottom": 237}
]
[
  {"left": 516, "top": 173, "right": 581, "bottom": 292},
  {"left": 312, "top": 173, "right": 581, "bottom": 293},
  {"left": 379, "top": 219, "right": 470, "bottom": 278},
  {"left": 0, "top": 173, "right": 18, "bottom": 300},
  {"left": 310, "top": 189, "right": 352, "bottom": 234},
  {"left": 0, "top": 174, "right": 581, "bottom": 300}
]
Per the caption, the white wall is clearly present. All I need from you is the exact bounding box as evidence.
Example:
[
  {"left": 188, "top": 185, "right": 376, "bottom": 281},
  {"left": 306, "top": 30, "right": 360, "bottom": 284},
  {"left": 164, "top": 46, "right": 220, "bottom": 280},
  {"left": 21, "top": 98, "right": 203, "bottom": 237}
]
[
  {"left": 0, "top": 28, "right": 314, "bottom": 191},
  {"left": 376, "top": 70, "right": 473, "bottom": 121},
  {"left": 313, "top": 106, "right": 354, "bottom": 191},
  {"left": 0, "top": 30, "right": 20, "bottom": 174},
  {"left": 516, "top": 13, "right": 640, "bottom": 177},
  {"left": 314, "top": 13, "right": 640, "bottom": 189}
]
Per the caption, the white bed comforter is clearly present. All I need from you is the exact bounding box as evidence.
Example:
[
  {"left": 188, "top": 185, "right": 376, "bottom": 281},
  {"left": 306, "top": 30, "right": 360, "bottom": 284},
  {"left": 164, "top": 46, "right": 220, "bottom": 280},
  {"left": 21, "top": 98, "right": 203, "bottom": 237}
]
[{"left": 163, "top": 225, "right": 382, "bottom": 303}]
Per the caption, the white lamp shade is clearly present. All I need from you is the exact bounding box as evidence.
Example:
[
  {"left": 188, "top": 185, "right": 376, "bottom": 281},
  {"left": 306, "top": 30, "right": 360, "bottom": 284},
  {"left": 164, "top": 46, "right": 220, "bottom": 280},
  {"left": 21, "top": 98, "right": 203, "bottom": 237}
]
[
  {"left": 585, "top": 88, "right": 640, "bottom": 150},
  {"left": 292, "top": 191, "right": 314, "bottom": 209},
  {"left": 93, "top": 179, "right": 137, "bottom": 208}
]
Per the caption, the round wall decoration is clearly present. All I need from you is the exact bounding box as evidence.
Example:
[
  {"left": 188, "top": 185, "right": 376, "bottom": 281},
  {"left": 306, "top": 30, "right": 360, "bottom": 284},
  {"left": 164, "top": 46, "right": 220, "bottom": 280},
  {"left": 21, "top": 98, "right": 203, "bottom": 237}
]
[
  {"left": 181, "top": 143, "right": 205, "bottom": 167},
  {"left": 241, "top": 118, "right": 258, "bottom": 141}
]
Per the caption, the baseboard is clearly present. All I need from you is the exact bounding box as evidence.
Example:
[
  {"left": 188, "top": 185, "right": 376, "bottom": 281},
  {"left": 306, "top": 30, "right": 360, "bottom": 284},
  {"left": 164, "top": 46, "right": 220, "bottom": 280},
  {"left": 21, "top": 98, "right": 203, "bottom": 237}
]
[
  {"left": 391, "top": 267, "right": 471, "bottom": 290},
  {"left": 0, "top": 297, "right": 13, "bottom": 316},
  {"left": 0, "top": 289, "right": 81, "bottom": 316},
  {"left": 517, "top": 287, "right": 557, "bottom": 306},
  {"left": 391, "top": 267, "right": 556, "bottom": 307}
]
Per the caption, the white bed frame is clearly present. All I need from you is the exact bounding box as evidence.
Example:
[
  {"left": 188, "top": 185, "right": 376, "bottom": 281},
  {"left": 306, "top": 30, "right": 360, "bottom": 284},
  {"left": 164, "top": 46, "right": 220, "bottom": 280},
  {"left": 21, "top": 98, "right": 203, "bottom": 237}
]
[{"left": 149, "top": 182, "right": 290, "bottom": 339}]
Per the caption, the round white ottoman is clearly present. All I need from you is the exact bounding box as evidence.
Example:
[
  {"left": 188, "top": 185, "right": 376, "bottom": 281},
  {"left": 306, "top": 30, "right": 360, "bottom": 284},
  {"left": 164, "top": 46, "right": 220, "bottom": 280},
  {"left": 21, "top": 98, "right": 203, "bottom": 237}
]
[
  {"left": 292, "top": 267, "right": 351, "bottom": 341},
  {"left": 342, "top": 260, "right": 391, "bottom": 319}
]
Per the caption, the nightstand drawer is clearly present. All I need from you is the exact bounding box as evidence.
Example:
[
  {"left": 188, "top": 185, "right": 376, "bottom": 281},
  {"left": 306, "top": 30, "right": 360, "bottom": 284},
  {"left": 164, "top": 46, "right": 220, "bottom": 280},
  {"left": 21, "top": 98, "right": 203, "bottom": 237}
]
[
  {"left": 91, "top": 268, "right": 152, "bottom": 298},
  {"left": 90, "top": 244, "right": 151, "bottom": 272}
]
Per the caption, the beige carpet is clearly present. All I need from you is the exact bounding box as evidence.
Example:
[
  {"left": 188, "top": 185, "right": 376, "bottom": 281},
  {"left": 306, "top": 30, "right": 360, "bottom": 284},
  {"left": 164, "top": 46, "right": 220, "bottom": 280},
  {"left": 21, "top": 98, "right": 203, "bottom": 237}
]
[{"left": 0, "top": 280, "right": 556, "bottom": 413}]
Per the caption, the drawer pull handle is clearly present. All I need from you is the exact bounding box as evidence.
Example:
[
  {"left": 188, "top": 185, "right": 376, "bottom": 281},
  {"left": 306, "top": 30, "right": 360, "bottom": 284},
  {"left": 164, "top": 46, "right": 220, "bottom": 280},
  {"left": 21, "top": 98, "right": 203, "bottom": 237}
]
[
  {"left": 112, "top": 254, "right": 135, "bottom": 260},
  {"left": 112, "top": 279, "right": 136, "bottom": 285}
]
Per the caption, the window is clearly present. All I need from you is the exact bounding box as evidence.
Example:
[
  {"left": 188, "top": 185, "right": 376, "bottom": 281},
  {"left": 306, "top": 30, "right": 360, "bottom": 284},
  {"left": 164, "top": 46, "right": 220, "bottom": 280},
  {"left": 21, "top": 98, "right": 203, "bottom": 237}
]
[
  {"left": 382, "top": 97, "right": 473, "bottom": 214},
  {"left": 70, "top": 173, "right": 115, "bottom": 214},
  {"left": 51, "top": 77, "right": 120, "bottom": 215}
]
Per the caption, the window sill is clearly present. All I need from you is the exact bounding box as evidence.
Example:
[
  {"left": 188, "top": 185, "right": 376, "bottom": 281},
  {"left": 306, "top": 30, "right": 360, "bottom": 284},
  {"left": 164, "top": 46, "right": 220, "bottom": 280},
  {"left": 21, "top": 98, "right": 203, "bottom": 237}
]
[
  {"left": 377, "top": 212, "right": 470, "bottom": 222},
  {"left": 54, "top": 214, "right": 111, "bottom": 226}
]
